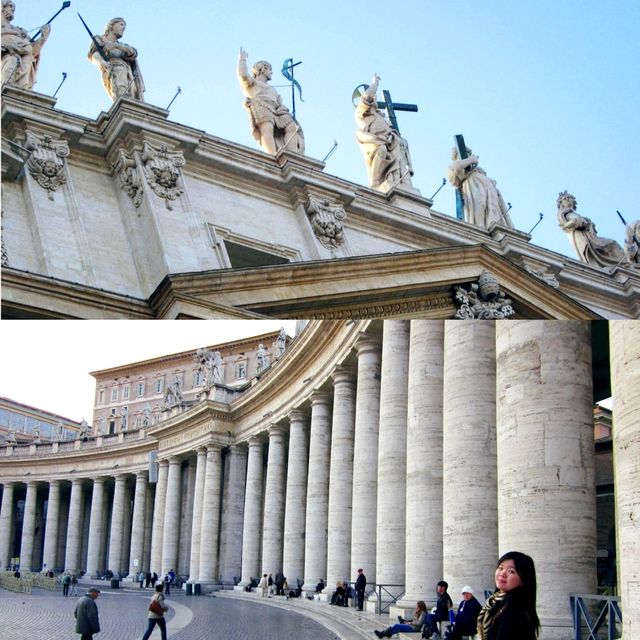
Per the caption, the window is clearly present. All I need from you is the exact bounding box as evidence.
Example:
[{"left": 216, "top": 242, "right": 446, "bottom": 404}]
[
  {"left": 137, "top": 381, "right": 145, "bottom": 397},
  {"left": 109, "top": 420, "right": 116, "bottom": 435},
  {"left": 122, "top": 385, "right": 130, "bottom": 401},
  {"left": 98, "top": 389, "right": 105, "bottom": 404},
  {"left": 111, "top": 387, "right": 118, "bottom": 402},
  {"left": 154, "top": 377, "right": 164, "bottom": 394},
  {"left": 193, "top": 370, "right": 203, "bottom": 387},
  {"left": 224, "top": 240, "right": 290, "bottom": 268},
  {"left": 235, "top": 360, "right": 247, "bottom": 380}
]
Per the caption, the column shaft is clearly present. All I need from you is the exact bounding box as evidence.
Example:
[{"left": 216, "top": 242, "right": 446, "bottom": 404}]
[
  {"left": 108, "top": 475, "right": 127, "bottom": 574},
  {"left": 188, "top": 448, "right": 207, "bottom": 582},
  {"left": 0, "top": 482, "right": 15, "bottom": 571},
  {"left": 20, "top": 481, "right": 38, "bottom": 572},
  {"left": 283, "top": 410, "right": 309, "bottom": 586},
  {"left": 86, "top": 478, "right": 106, "bottom": 578},
  {"left": 303, "top": 392, "right": 332, "bottom": 589},
  {"left": 42, "top": 480, "right": 61, "bottom": 572},
  {"left": 149, "top": 460, "right": 168, "bottom": 575},
  {"left": 376, "top": 320, "right": 410, "bottom": 587},
  {"left": 326, "top": 367, "right": 356, "bottom": 589},
  {"left": 240, "top": 438, "right": 264, "bottom": 584},
  {"left": 161, "top": 458, "right": 182, "bottom": 576},
  {"left": 443, "top": 321, "right": 498, "bottom": 595},
  {"left": 496, "top": 320, "right": 596, "bottom": 639},
  {"left": 65, "top": 479, "right": 84, "bottom": 572},
  {"left": 199, "top": 446, "right": 222, "bottom": 582},
  {"left": 129, "top": 472, "right": 148, "bottom": 577},
  {"left": 262, "top": 425, "right": 287, "bottom": 575}
]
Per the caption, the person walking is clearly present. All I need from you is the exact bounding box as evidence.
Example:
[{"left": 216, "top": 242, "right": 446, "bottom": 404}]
[
  {"left": 74, "top": 587, "right": 101, "bottom": 640},
  {"left": 355, "top": 568, "right": 367, "bottom": 611},
  {"left": 141, "top": 583, "right": 168, "bottom": 640},
  {"left": 163, "top": 573, "right": 171, "bottom": 596},
  {"left": 62, "top": 572, "right": 71, "bottom": 596}
]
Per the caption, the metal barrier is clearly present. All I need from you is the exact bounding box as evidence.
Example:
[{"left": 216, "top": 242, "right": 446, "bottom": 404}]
[
  {"left": 0, "top": 573, "right": 32, "bottom": 593},
  {"left": 570, "top": 594, "right": 622, "bottom": 640},
  {"left": 372, "top": 583, "right": 405, "bottom": 614}
]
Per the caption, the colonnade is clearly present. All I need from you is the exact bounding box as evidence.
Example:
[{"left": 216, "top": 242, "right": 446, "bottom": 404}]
[{"left": 1, "top": 320, "right": 638, "bottom": 640}]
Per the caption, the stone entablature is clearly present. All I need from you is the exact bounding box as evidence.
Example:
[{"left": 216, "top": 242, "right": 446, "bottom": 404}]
[{"left": 2, "top": 87, "right": 639, "bottom": 319}]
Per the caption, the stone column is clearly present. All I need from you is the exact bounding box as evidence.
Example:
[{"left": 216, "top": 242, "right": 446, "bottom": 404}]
[
  {"left": 108, "top": 474, "right": 127, "bottom": 575},
  {"left": 609, "top": 321, "right": 640, "bottom": 639},
  {"left": 240, "top": 437, "right": 264, "bottom": 585},
  {"left": 496, "top": 321, "right": 595, "bottom": 639},
  {"left": 262, "top": 425, "right": 287, "bottom": 576},
  {"left": 149, "top": 459, "right": 168, "bottom": 575},
  {"left": 161, "top": 457, "right": 182, "bottom": 576},
  {"left": 65, "top": 478, "right": 84, "bottom": 573},
  {"left": 86, "top": 478, "right": 106, "bottom": 578},
  {"left": 143, "top": 483, "right": 154, "bottom": 571},
  {"left": 303, "top": 391, "right": 332, "bottom": 589},
  {"left": 376, "top": 320, "right": 410, "bottom": 589},
  {"left": 351, "top": 335, "right": 382, "bottom": 582},
  {"left": 129, "top": 471, "right": 148, "bottom": 577},
  {"left": 403, "top": 320, "right": 444, "bottom": 604},
  {"left": 42, "top": 480, "right": 61, "bottom": 572},
  {"left": 442, "top": 321, "right": 498, "bottom": 595},
  {"left": 0, "top": 482, "right": 15, "bottom": 571},
  {"left": 19, "top": 481, "right": 38, "bottom": 572},
  {"left": 326, "top": 366, "right": 357, "bottom": 590},
  {"left": 283, "top": 410, "right": 309, "bottom": 586},
  {"left": 219, "top": 444, "right": 248, "bottom": 583},
  {"left": 188, "top": 448, "right": 207, "bottom": 582},
  {"left": 199, "top": 445, "right": 222, "bottom": 582}
]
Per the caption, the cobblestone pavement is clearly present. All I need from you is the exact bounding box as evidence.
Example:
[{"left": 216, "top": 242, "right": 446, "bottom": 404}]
[{"left": 0, "top": 585, "right": 356, "bottom": 640}]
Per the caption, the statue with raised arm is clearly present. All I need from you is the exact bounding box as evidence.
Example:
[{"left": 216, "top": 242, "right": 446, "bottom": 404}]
[
  {"left": 1, "top": 1, "right": 50, "bottom": 90},
  {"left": 447, "top": 144, "right": 514, "bottom": 229},
  {"left": 556, "top": 191, "right": 628, "bottom": 268},
  {"left": 237, "top": 47, "right": 305, "bottom": 155},
  {"left": 355, "top": 74, "right": 413, "bottom": 192},
  {"left": 623, "top": 220, "right": 640, "bottom": 265},
  {"left": 88, "top": 17, "right": 144, "bottom": 102}
]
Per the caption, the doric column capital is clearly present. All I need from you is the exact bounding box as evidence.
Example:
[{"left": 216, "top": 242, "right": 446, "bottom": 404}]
[
  {"left": 310, "top": 390, "right": 332, "bottom": 406},
  {"left": 247, "top": 435, "right": 264, "bottom": 449},
  {"left": 288, "top": 408, "right": 307, "bottom": 424},
  {"left": 332, "top": 364, "right": 356, "bottom": 386},
  {"left": 268, "top": 423, "right": 287, "bottom": 439},
  {"left": 355, "top": 332, "right": 381, "bottom": 356}
]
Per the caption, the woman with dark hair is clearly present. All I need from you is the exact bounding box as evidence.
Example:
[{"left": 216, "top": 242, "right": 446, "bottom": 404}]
[{"left": 477, "top": 551, "right": 540, "bottom": 640}]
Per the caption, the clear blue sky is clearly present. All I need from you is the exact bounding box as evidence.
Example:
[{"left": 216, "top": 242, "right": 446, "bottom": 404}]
[{"left": 13, "top": 0, "right": 639, "bottom": 258}]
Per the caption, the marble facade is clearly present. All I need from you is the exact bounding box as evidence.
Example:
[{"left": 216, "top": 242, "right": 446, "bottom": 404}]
[{"left": 0, "top": 319, "right": 637, "bottom": 640}]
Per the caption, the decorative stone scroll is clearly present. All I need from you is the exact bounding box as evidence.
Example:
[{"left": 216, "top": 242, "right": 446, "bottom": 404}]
[
  {"left": 24, "top": 130, "right": 69, "bottom": 200},
  {"left": 113, "top": 148, "right": 142, "bottom": 208},
  {"left": 305, "top": 194, "right": 346, "bottom": 249},
  {"left": 140, "top": 141, "right": 184, "bottom": 210},
  {"left": 453, "top": 271, "right": 515, "bottom": 319}
]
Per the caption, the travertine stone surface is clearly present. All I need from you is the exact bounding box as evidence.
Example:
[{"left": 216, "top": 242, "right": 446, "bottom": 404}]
[
  {"left": 283, "top": 410, "right": 309, "bottom": 585},
  {"left": 240, "top": 437, "right": 264, "bottom": 585},
  {"left": 496, "top": 320, "right": 596, "bottom": 639},
  {"left": 149, "top": 460, "right": 168, "bottom": 575},
  {"left": 65, "top": 478, "right": 84, "bottom": 573},
  {"left": 128, "top": 472, "right": 147, "bottom": 577},
  {"left": 161, "top": 458, "right": 182, "bottom": 575},
  {"left": 376, "top": 320, "right": 410, "bottom": 587},
  {"left": 262, "top": 425, "right": 287, "bottom": 576},
  {"left": 610, "top": 321, "right": 640, "bottom": 640},
  {"left": 108, "top": 475, "right": 127, "bottom": 574},
  {"left": 443, "top": 321, "right": 498, "bottom": 596},
  {"left": 326, "top": 367, "right": 356, "bottom": 590},
  {"left": 351, "top": 335, "right": 381, "bottom": 581},
  {"left": 188, "top": 448, "right": 207, "bottom": 582},
  {"left": 0, "top": 482, "right": 14, "bottom": 570},
  {"left": 86, "top": 478, "right": 106, "bottom": 577},
  {"left": 303, "top": 392, "right": 332, "bottom": 589},
  {"left": 199, "top": 446, "right": 222, "bottom": 582},
  {"left": 42, "top": 481, "right": 61, "bottom": 572},
  {"left": 402, "top": 320, "right": 444, "bottom": 605},
  {"left": 19, "top": 481, "right": 37, "bottom": 571}
]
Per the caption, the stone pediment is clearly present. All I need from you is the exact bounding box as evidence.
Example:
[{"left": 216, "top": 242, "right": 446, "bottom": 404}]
[{"left": 151, "top": 245, "right": 602, "bottom": 320}]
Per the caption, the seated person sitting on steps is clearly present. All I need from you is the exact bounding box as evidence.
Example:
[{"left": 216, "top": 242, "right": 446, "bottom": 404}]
[
  {"left": 374, "top": 600, "right": 427, "bottom": 637},
  {"left": 423, "top": 581, "right": 453, "bottom": 639},
  {"left": 444, "top": 586, "right": 481, "bottom": 640},
  {"left": 330, "top": 580, "right": 346, "bottom": 605}
]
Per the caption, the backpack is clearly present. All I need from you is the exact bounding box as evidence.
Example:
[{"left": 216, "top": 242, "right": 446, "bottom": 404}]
[{"left": 63, "top": 575, "right": 71, "bottom": 585}]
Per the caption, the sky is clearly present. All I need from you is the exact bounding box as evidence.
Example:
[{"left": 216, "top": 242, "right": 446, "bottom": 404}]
[
  {"left": 0, "top": 320, "right": 298, "bottom": 423},
  {"left": 10, "top": 0, "right": 640, "bottom": 259}
]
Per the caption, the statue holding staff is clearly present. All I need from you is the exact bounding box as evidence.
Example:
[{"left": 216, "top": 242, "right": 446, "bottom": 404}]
[
  {"left": 237, "top": 47, "right": 305, "bottom": 155},
  {"left": 1, "top": 0, "right": 51, "bottom": 90},
  {"left": 87, "top": 16, "right": 144, "bottom": 102}
]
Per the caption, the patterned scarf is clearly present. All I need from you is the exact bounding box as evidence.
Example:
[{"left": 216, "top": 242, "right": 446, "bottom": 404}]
[{"left": 476, "top": 591, "right": 506, "bottom": 640}]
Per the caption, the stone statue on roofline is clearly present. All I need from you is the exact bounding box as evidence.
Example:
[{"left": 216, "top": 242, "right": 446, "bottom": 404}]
[
  {"left": 237, "top": 47, "right": 305, "bottom": 155},
  {"left": 1, "top": 0, "right": 51, "bottom": 90},
  {"left": 556, "top": 191, "right": 629, "bottom": 268},
  {"left": 447, "top": 144, "right": 514, "bottom": 230},
  {"left": 355, "top": 74, "right": 414, "bottom": 193},
  {"left": 88, "top": 17, "right": 145, "bottom": 102},
  {"left": 623, "top": 219, "right": 640, "bottom": 265}
]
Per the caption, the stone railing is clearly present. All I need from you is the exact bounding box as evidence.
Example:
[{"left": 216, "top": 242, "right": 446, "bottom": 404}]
[{"left": 570, "top": 594, "right": 622, "bottom": 640}]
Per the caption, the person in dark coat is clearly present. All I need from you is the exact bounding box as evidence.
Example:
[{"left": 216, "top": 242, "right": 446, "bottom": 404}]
[
  {"left": 444, "top": 586, "right": 482, "bottom": 640},
  {"left": 355, "top": 568, "right": 367, "bottom": 611},
  {"left": 74, "top": 588, "right": 100, "bottom": 640},
  {"left": 423, "top": 581, "right": 453, "bottom": 638}
]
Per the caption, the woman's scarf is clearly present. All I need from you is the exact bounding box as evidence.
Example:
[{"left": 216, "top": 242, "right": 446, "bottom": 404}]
[{"left": 476, "top": 591, "right": 506, "bottom": 640}]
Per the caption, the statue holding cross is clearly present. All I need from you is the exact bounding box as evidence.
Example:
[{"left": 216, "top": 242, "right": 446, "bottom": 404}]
[{"left": 354, "top": 74, "right": 417, "bottom": 193}]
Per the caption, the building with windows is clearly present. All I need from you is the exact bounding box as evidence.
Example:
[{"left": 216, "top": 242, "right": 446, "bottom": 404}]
[
  {"left": 0, "top": 396, "right": 81, "bottom": 444},
  {"left": 0, "top": 320, "right": 638, "bottom": 639}
]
